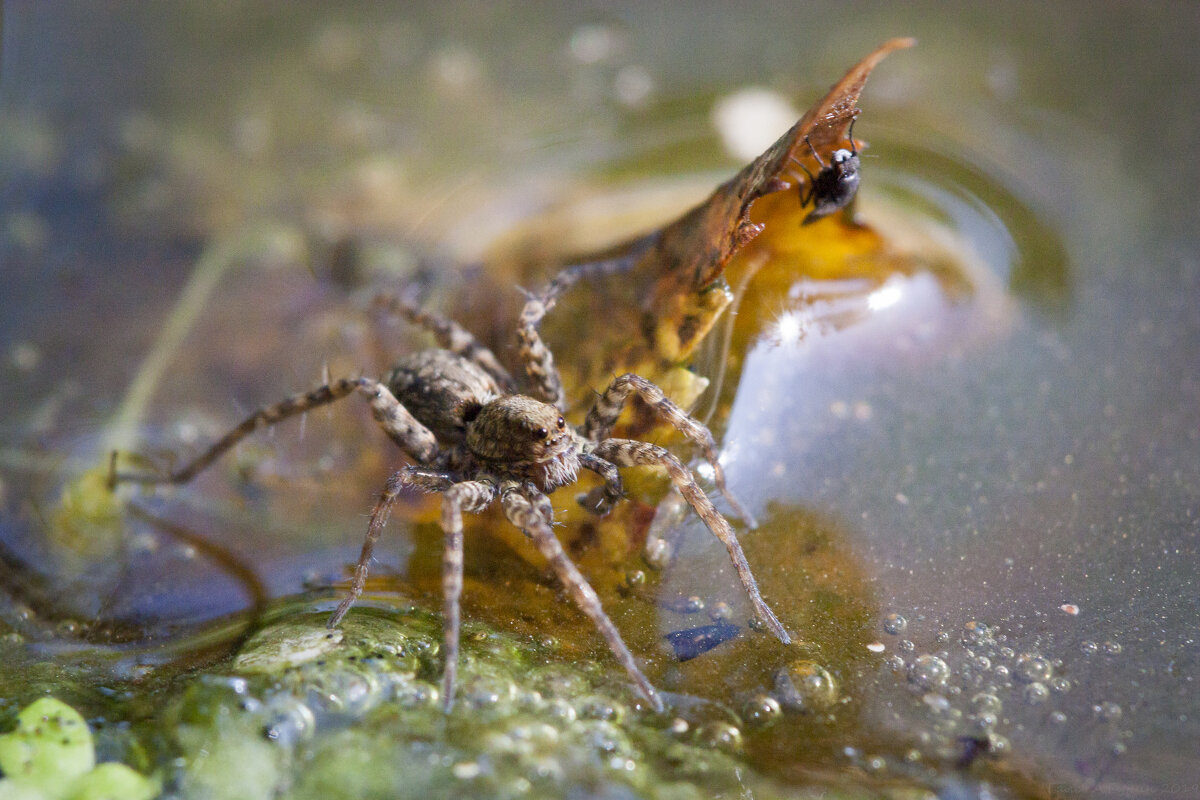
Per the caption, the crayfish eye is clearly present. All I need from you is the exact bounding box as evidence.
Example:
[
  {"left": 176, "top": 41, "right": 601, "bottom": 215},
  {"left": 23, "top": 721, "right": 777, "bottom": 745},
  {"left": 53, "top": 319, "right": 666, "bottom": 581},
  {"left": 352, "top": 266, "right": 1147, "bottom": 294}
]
[
  {"left": 556, "top": 416, "right": 566, "bottom": 429},
  {"left": 534, "top": 426, "right": 549, "bottom": 440}
]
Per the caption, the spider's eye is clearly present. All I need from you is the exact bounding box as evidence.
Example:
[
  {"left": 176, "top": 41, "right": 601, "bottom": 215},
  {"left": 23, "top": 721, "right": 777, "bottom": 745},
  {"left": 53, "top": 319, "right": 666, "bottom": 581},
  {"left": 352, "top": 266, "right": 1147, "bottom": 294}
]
[
  {"left": 556, "top": 416, "right": 566, "bottom": 429},
  {"left": 534, "top": 426, "right": 548, "bottom": 440}
]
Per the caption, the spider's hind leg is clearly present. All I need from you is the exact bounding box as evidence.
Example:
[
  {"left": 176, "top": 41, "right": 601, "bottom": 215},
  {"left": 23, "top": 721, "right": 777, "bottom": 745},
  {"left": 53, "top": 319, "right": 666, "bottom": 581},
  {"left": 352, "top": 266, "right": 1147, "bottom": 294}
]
[
  {"left": 584, "top": 374, "right": 755, "bottom": 527},
  {"left": 373, "top": 292, "right": 515, "bottom": 392},
  {"left": 112, "top": 377, "right": 441, "bottom": 494},
  {"left": 517, "top": 248, "right": 648, "bottom": 411},
  {"left": 111, "top": 377, "right": 370, "bottom": 487}
]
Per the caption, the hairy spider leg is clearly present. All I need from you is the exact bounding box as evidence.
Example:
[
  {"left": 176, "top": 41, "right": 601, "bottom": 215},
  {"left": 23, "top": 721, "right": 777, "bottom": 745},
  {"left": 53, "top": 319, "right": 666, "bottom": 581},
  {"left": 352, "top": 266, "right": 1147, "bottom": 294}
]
[
  {"left": 591, "top": 439, "right": 790, "bottom": 645},
  {"left": 577, "top": 451, "right": 625, "bottom": 515},
  {"left": 516, "top": 249, "right": 646, "bottom": 411},
  {"left": 583, "top": 373, "right": 757, "bottom": 527},
  {"left": 373, "top": 292, "right": 516, "bottom": 392},
  {"left": 326, "top": 466, "right": 457, "bottom": 628},
  {"left": 110, "top": 378, "right": 438, "bottom": 487},
  {"left": 500, "top": 484, "right": 665, "bottom": 713},
  {"left": 435, "top": 478, "right": 498, "bottom": 712}
]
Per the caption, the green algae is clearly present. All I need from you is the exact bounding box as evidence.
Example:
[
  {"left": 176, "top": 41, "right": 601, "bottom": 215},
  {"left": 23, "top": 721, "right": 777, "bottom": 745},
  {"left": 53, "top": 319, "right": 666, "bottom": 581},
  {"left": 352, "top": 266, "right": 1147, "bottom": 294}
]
[
  {"left": 0, "top": 698, "right": 157, "bottom": 800},
  {"left": 138, "top": 607, "right": 926, "bottom": 799}
]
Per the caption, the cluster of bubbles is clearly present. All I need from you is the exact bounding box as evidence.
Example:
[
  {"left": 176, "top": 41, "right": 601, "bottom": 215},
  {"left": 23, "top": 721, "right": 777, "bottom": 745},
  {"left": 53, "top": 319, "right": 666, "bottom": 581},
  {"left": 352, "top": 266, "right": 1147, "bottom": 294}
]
[{"left": 853, "top": 612, "right": 1132, "bottom": 786}]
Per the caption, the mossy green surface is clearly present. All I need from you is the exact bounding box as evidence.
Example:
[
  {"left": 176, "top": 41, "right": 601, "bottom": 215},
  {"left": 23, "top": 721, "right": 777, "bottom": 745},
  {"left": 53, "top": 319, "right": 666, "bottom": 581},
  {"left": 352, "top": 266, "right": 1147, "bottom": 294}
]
[
  {"left": 0, "top": 698, "right": 156, "bottom": 800},
  {"left": 146, "top": 608, "right": 912, "bottom": 800}
]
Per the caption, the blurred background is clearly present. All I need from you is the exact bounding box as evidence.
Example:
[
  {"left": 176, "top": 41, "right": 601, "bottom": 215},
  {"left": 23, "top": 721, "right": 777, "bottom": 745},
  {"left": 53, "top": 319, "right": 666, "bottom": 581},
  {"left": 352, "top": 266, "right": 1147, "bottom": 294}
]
[{"left": 2, "top": 3, "right": 1198, "bottom": 797}]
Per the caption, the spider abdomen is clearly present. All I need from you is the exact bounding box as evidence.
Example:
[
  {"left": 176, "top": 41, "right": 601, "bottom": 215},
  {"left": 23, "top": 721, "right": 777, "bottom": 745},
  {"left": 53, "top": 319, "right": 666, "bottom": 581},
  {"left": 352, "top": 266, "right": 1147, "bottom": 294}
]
[{"left": 386, "top": 350, "right": 502, "bottom": 442}]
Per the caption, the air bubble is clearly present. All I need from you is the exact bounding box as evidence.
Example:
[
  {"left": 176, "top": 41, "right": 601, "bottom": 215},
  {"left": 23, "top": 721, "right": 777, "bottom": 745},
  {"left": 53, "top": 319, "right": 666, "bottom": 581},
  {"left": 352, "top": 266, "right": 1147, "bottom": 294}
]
[
  {"left": 1094, "top": 701, "right": 1123, "bottom": 722},
  {"left": 1050, "top": 677, "right": 1072, "bottom": 694},
  {"left": 774, "top": 660, "right": 838, "bottom": 712},
  {"left": 907, "top": 655, "right": 950, "bottom": 690},
  {"left": 922, "top": 692, "right": 950, "bottom": 712},
  {"left": 986, "top": 733, "right": 1010, "bottom": 756},
  {"left": 970, "top": 692, "right": 1003, "bottom": 714},
  {"left": 961, "top": 621, "right": 993, "bottom": 648},
  {"left": 1102, "top": 640, "right": 1123, "bottom": 655},
  {"left": 1080, "top": 640, "right": 1099, "bottom": 655},
  {"left": 883, "top": 613, "right": 908, "bottom": 635},
  {"left": 697, "top": 721, "right": 743, "bottom": 754},
  {"left": 1014, "top": 653, "right": 1054, "bottom": 683},
  {"left": 577, "top": 695, "right": 625, "bottom": 723},
  {"left": 1022, "top": 682, "right": 1049, "bottom": 705},
  {"left": 898, "top": 639, "right": 916, "bottom": 653},
  {"left": 973, "top": 711, "right": 998, "bottom": 732},
  {"left": 643, "top": 538, "right": 671, "bottom": 570},
  {"left": 742, "top": 694, "right": 782, "bottom": 729},
  {"left": 261, "top": 695, "right": 316, "bottom": 746},
  {"left": 709, "top": 601, "right": 733, "bottom": 622}
]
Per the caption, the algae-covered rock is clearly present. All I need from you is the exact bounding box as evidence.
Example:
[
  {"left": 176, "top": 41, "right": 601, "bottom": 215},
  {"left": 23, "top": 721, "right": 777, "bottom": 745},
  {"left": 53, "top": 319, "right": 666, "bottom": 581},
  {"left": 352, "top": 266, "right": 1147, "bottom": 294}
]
[{"left": 151, "top": 606, "right": 921, "bottom": 800}]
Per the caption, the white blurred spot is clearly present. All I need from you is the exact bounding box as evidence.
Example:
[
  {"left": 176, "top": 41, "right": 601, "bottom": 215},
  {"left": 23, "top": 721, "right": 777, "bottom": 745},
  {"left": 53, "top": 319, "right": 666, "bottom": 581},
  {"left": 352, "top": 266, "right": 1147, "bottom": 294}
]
[
  {"left": 867, "top": 281, "right": 903, "bottom": 312},
  {"left": 568, "top": 24, "right": 620, "bottom": 64},
  {"left": 430, "top": 45, "right": 482, "bottom": 90},
  {"left": 614, "top": 65, "right": 654, "bottom": 108},
  {"left": 775, "top": 310, "right": 805, "bottom": 346},
  {"left": 711, "top": 88, "right": 798, "bottom": 162}
]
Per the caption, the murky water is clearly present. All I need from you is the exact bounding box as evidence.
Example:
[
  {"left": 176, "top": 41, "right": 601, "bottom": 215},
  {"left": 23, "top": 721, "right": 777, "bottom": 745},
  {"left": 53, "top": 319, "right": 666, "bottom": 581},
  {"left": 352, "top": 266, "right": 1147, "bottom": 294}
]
[{"left": 3, "top": 3, "right": 1199, "bottom": 798}]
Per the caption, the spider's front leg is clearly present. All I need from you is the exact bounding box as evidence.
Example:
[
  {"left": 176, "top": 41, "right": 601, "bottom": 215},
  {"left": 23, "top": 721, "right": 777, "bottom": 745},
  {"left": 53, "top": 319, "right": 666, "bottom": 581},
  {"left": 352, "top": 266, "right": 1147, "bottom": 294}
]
[
  {"left": 326, "top": 466, "right": 456, "bottom": 628},
  {"left": 584, "top": 374, "right": 756, "bottom": 526},
  {"left": 577, "top": 451, "right": 625, "bottom": 515},
  {"left": 500, "top": 484, "right": 665, "bottom": 713},
  {"left": 434, "top": 479, "right": 497, "bottom": 712},
  {"left": 591, "top": 439, "right": 790, "bottom": 645}
]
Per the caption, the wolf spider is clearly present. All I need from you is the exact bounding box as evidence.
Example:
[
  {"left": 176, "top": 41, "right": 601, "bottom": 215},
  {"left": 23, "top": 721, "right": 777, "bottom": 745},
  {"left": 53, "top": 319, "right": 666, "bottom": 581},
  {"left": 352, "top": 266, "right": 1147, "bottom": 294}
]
[{"left": 111, "top": 259, "right": 790, "bottom": 712}]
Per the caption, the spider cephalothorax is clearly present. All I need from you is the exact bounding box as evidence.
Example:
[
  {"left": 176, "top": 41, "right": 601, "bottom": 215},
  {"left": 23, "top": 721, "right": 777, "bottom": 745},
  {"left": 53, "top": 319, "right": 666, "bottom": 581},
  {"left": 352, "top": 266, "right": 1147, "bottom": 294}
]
[{"left": 113, "top": 265, "right": 789, "bottom": 712}]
